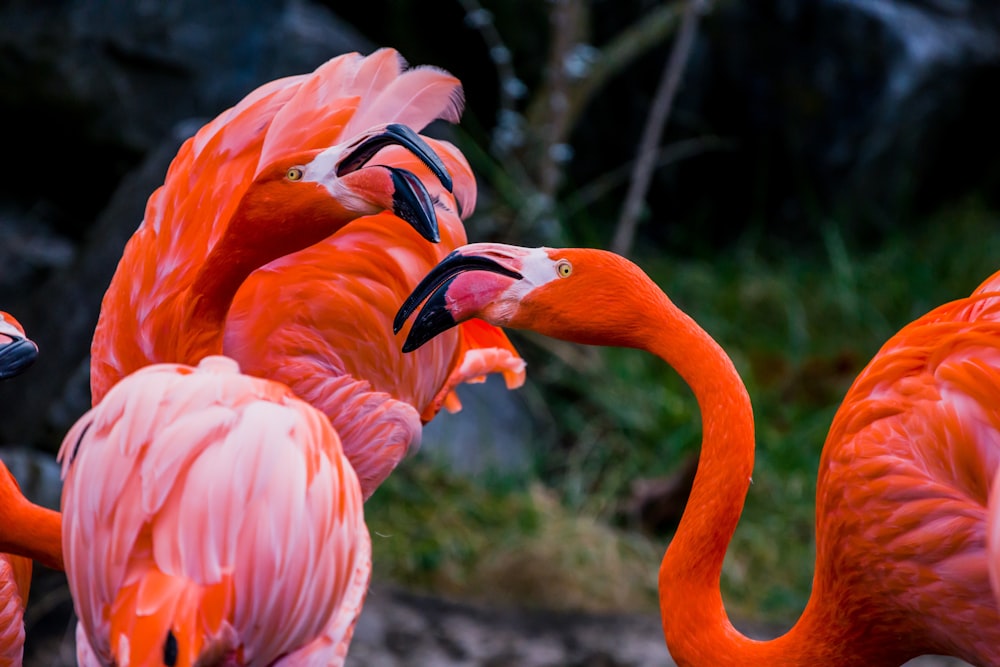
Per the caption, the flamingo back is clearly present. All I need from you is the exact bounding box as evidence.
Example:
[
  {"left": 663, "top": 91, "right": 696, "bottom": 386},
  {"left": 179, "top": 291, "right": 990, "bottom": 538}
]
[
  {"left": 60, "top": 356, "right": 369, "bottom": 666},
  {"left": 810, "top": 273, "right": 1000, "bottom": 663}
]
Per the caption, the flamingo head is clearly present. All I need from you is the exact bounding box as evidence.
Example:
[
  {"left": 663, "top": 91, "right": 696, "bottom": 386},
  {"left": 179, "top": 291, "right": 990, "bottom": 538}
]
[
  {"left": 395, "top": 243, "right": 652, "bottom": 351},
  {"left": 0, "top": 312, "right": 37, "bottom": 380},
  {"left": 242, "top": 123, "right": 450, "bottom": 251}
]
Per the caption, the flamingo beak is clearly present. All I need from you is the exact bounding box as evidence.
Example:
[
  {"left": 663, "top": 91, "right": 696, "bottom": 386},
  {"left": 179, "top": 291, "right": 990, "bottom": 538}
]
[
  {"left": 0, "top": 333, "right": 38, "bottom": 380},
  {"left": 385, "top": 166, "right": 440, "bottom": 243},
  {"left": 394, "top": 249, "right": 523, "bottom": 352},
  {"left": 337, "top": 124, "right": 453, "bottom": 243}
]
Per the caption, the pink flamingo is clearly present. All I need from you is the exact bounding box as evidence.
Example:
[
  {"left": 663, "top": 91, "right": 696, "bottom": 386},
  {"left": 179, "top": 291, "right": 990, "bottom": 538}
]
[
  {"left": 396, "top": 242, "right": 1000, "bottom": 666},
  {"left": 61, "top": 356, "right": 369, "bottom": 666}
]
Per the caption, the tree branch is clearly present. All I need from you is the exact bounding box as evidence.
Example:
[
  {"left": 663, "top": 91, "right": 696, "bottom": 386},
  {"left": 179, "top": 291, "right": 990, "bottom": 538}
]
[{"left": 611, "top": 0, "right": 707, "bottom": 256}]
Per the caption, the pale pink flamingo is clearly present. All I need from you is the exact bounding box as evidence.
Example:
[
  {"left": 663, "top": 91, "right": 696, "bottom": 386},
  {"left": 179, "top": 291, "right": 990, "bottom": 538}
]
[{"left": 61, "top": 356, "right": 369, "bottom": 666}]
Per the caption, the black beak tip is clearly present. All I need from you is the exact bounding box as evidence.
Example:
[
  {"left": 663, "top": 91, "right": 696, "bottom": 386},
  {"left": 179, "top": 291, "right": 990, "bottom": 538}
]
[
  {"left": 398, "top": 285, "right": 460, "bottom": 354},
  {"left": 0, "top": 339, "right": 38, "bottom": 380},
  {"left": 390, "top": 167, "right": 440, "bottom": 243},
  {"left": 401, "top": 335, "right": 421, "bottom": 354}
]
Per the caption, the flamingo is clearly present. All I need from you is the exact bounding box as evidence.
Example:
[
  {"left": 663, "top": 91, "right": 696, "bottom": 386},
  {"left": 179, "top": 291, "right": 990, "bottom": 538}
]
[
  {"left": 92, "top": 47, "right": 525, "bottom": 498},
  {"left": 395, "top": 242, "right": 1000, "bottom": 666},
  {"left": 0, "top": 313, "right": 37, "bottom": 381},
  {"left": 60, "top": 355, "right": 370, "bottom": 667},
  {"left": 0, "top": 312, "right": 41, "bottom": 667}
]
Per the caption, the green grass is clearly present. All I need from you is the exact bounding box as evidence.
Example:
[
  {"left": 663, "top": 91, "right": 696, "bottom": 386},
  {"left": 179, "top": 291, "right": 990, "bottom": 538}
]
[{"left": 365, "top": 198, "right": 1000, "bottom": 624}]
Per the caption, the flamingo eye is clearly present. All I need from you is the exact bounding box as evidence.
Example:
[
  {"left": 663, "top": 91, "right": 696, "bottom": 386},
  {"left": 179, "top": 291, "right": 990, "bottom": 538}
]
[
  {"left": 556, "top": 260, "right": 572, "bottom": 278},
  {"left": 286, "top": 167, "right": 304, "bottom": 181}
]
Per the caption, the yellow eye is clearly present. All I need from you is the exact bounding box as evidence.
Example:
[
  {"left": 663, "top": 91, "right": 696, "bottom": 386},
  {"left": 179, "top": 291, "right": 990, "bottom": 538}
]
[
  {"left": 286, "top": 167, "right": 304, "bottom": 181},
  {"left": 556, "top": 260, "right": 572, "bottom": 277}
]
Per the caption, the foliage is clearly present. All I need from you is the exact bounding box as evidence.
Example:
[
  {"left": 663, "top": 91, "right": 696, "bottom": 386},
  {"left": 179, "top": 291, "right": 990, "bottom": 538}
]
[{"left": 366, "top": 461, "right": 661, "bottom": 612}]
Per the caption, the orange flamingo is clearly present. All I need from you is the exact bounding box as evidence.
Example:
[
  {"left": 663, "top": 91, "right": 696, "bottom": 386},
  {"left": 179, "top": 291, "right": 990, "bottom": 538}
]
[
  {"left": 0, "top": 312, "right": 40, "bottom": 667},
  {"left": 396, "top": 242, "right": 1000, "bottom": 666},
  {"left": 0, "top": 494, "right": 31, "bottom": 667},
  {"left": 92, "top": 48, "right": 524, "bottom": 498},
  {"left": 60, "top": 356, "right": 369, "bottom": 667}
]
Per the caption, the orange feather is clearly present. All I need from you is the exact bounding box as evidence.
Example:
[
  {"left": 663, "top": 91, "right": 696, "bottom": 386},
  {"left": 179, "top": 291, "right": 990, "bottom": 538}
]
[{"left": 397, "top": 243, "right": 1000, "bottom": 665}]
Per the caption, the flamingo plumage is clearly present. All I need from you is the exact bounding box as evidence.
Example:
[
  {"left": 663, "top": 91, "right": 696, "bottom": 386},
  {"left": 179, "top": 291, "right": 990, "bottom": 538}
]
[
  {"left": 0, "top": 312, "right": 39, "bottom": 667},
  {"left": 396, "top": 242, "right": 1000, "bottom": 666},
  {"left": 92, "top": 48, "right": 524, "bottom": 498},
  {"left": 61, "top": 355, "right": 369, "bottom": 667}
]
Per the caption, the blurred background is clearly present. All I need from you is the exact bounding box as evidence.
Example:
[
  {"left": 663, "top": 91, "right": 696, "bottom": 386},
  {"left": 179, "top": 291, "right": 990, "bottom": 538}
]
[{"left": 1, "top": 0, "right": 997, "bottom": 664}]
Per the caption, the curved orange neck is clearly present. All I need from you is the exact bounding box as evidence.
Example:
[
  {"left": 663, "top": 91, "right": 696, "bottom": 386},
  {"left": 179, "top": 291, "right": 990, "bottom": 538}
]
[
  {"left": 179, "top": 184, "right": 350, "bottom": 363},
  {"left": 0, "top": 494, "right": 62, "bottom": 572},
  {"left": 634, "top": 281, "right": 896, "bottom": 665},
  {"left": 180, "top": 231, "right": 264, "bottom": 362}
]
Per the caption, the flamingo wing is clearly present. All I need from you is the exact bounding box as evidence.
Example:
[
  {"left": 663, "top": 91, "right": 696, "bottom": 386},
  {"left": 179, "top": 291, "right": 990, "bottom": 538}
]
[
  {"left": 0, "top": 554, "right": 30, "bottom": 666},
  {"left": 60, "top": 357, "right": 369, "bottom": 666},
  {"left": 812, "top": 278, "right": 1000, "bottom": 659}
]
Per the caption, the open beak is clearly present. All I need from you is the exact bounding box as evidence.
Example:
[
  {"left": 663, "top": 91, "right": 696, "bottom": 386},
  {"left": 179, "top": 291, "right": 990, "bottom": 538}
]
[
  {"left": 337, "top": 124, "right": 453, "bottom": 243},
  {"left": 0, "top": 329, "right": 38, "bottom": 380},
  {"left": 394, "top": 248, "right": 523, "bottom": 352}
]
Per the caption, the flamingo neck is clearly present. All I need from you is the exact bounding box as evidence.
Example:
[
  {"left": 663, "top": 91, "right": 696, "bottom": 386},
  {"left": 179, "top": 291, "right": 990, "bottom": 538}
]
[
  {"left": 0, "top": 498, "right": 63, "bottom": 571},
  {"left": 637, "top": 294, "right": 755, "bottom": 661},
  {"left": 180, "top": 188, "right": 340, "bottom": 364},
  {"left": 642, "top": 291, "right": 893, "bottom": 665},
  {"left": 181, "top": 231, "right": 265, "bottom": 361}
]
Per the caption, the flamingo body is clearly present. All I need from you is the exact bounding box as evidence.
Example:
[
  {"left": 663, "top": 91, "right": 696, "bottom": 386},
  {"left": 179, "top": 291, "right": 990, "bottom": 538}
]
[
  {"left": 396, "top": 243, "right": 1000, "bottom": 666},
  {"left": 60, "top": 356, "right": 369, "bottom": 667},
  {"left": 808, "top": 286, "right": 1000, "bottom": 663},
  {"left": 0, "top": 312, "right": 40, "bottom": 667},
  {"left": 92, "top": 48, "right": 524, "bottom": 497},
  {"left": 227, "top": 208, "right": 524, "bottom": 493}
]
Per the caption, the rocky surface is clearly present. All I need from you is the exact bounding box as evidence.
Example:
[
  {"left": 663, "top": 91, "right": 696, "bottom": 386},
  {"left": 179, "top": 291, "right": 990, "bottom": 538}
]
[{"left": 19, "top": 577, "right": 974, "bottom": 666}]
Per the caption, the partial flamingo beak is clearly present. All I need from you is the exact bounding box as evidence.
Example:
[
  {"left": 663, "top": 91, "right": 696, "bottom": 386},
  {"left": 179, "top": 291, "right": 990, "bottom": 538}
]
[
  {"left": 337, "top": 124, "right": 453, "bottom": 243},
  {"left": 0, "top": 325, "right": 38, "bottom": 380},
  {"left": 337, "top": 124, "right": 453, "bottom": 192},
  {"left": 394, "top": 249, "right": 523, "bottom": 352},
  {"left": 386, "top": 166, "right": 440, "bottom": 243}
]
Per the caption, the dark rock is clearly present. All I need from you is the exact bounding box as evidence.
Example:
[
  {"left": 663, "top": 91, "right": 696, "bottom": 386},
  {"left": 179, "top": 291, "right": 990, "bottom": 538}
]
[
  {"left": 0, "top": 0, "right": 372, "bottom": 449},
  {"left": 0, "top": 0, "right": 371, "bottom": 229},
  {"left": 655, "top": 0, "right": 1000, "bottom": 248}
]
